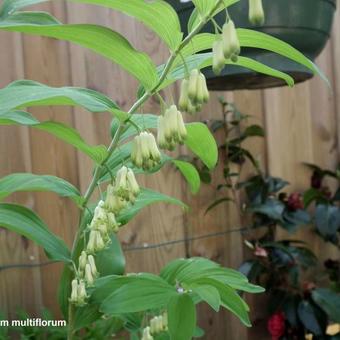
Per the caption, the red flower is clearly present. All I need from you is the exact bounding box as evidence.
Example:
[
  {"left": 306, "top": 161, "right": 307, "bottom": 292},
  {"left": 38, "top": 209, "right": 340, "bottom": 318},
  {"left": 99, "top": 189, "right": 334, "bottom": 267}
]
[
  {"left": 287, "top": 192, "right": 304, "bottom": 211},
  {"left": 267, "top": 312, "right": 286, "bottom": 340}
]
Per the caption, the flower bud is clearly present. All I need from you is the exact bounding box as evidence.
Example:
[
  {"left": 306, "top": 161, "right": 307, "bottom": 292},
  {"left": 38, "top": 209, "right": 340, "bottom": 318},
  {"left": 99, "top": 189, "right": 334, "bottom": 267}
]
[
  {"left": 131, "top": 135, "right": 143, "bottom": 168},
  {"left": 158, "top": 106, "right": 187, "bottom": 151},
  {"left": 132, "top": 132, "right": 161, "bottom": 170},
  {"left": 156, "top": 316, "right": 163, "bottom": 333},
  {"left": 198, "top": 73, "right": 209, "bottom": 104},
  {"left": 70, "top": 279, "right": 78, "bottom": 303},
  {"left": 176, "top": 110, "right": 187, "bottom": 141},
  {"left": 146, "top": 132, "right": 161, "bottom": 162},
  {"left": 86, "top": 230, "right": 97, "bottom": 253},
  {"left": 94, "top": 230, "right": 105, "bottom": 251},
  {"left": 150, "top": 318, "right": 157, "bottom": 334},
  {"left": 114, "top": 166, "right": 128, "bottom": 198},
  {"left": 87, "top": 254, "right": 98, "bottom": 278},
  {"left": 78, "top": 251, "right": 87, "bottom": 272},
  {"left": 222, "top": 20, "right": 240, "bottom": 60},
  {"left": 96, "top": 222, "right": 110, "bottom": 242},
  {"left": 107, "top": 212, "right": 120, "bottom": 233},
  {"left": 178, "top": 79, "right": 190, "bottom": 112},
  {"left": 126, "top": 168, "right": 140, "bottom": 196},
  {"left": 187, "top": 69, "right": 210, "bottom": 107},
  {"left": 113, "top": 166, "right": 139, "bottom": 203},
  {"left": 90, "top": 204, "right": 108, "bottom": 230},
  {"left": 212, "top": 39, "right": 225, "bottom": 75},
  {"left": 70, "top": 279, "right": 87, "bottom": 306},
  {"left": 77, "top": 280, "right": 87, "bottom": 305},
  {"left": 249, "top": 0, "right": 265, "bottom": 26},
  {"left": 188, "top": 69, "right": 199, "bottom": 103},
  {"left": 142, "top": 327, "right": 154, "bottom": 340},
  {"left": 87, "top": 230, "right": 106, "bottom": 253},
  {"left": 85, "top": 263, "right": 95, "bottom": 286},
  {"left": 104, "top": 184, "right": 127, "bottom": 214}
]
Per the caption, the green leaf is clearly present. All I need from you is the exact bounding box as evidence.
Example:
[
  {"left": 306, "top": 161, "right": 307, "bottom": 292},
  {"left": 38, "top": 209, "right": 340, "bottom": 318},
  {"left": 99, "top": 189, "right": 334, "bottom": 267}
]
[
  {"left": 190, "top": 284, "right": 221, "bottom": 312},
  {"left": 72, "top": 0, "right": 182, "bottom": 50},
  {"left": 100, "top": 276, "right": 177, "bottom": 314},
  {"left": 95, "top": 234, "right": 125, "bottom": 276},
  {"left": 0, "top": 12, "right": 158, "bottom": 89},
  {"left": 191, "top": 278, "right": 251, "bottom": 327},
  {"left": 117, "top": 188, "right": 187, "bottom": 225},
  {"left": 191, "top": 0, "right": 238, "bottom": 17},
  {"left": 243, "top": 124, "right": 265, "bottom": 138},
  {"left": 179, "top": 30, "right": 326, "bottom": 85},
  {"left": 0, "top": 0, "right": 49, "bottom": 17},
  {"left": 0, "top": 111, "right": 108, "bottom": 163},
  {"left": 0, "top": 80, "right": 119, "bottom": 113},
  {"left": 312, "top": 288, "right": 340, "bottom": 323},
  {"left": 73, "top": 305, "right": 102, "bottom": 332},
  {"left": 185, "top": 123, "right": 218, "bottom": 170},
  {"left": 0, "top": 173, "right": 82, "bottom": 205},
  {"left": 160, "top": 258, "right": 263, "bottom": 294},
  {"left": 160, "top": 52, "right": 294, "bottom": 95},
  {"left": 0, "top": 203, "right": 70, "bottom": 262},
  {"left": 172, "top": 160, "right": 200, "bottom": 194},
  {"left": 168, "top": 293, "right": 196, "bottom": 340},
  {"left": 237, "top": 29, "right": 328, "bottom": 85}
]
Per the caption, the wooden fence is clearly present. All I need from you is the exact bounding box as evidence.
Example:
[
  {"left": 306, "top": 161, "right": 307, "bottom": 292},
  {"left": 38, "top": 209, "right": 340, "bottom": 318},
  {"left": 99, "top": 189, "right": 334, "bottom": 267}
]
[{"left": 0, "top": 2, "right": 339, "bottom": 339}]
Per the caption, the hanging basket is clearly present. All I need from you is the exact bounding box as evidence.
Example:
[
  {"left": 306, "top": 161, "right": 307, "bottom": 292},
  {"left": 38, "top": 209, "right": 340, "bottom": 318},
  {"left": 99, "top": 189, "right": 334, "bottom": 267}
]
[{"left": 167, "top": 0, "right": 336, "bottom": 91}]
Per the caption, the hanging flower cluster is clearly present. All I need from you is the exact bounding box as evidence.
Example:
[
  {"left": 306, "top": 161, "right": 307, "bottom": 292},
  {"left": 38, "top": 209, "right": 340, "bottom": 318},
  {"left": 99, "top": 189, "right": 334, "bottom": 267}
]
[
  {"left": 157, "top": 105, "right": 187, "bottom": 150},
  {"left": 249, "top": 0, "right": 265, "bottom": 26},
  {"left": 70, "top": 166, "right": 140, "bottom": 306},
  {"left": 131, "top": 131, "right": 162, "bottom": 170},
  {"left": 179, "top": 69, "right": 210, "bottom": 114},
  {"left": 141, "top": 313, "right": 168, "bottom": 340},
  {"left": 213, "top": 19, "right": 240, "bottom": 75}
]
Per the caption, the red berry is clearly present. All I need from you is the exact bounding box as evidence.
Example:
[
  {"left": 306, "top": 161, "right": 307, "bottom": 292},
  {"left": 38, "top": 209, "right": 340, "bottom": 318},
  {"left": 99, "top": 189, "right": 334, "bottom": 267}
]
[{"left": 267, "top": 312, "right": 286, "bottom": 340}]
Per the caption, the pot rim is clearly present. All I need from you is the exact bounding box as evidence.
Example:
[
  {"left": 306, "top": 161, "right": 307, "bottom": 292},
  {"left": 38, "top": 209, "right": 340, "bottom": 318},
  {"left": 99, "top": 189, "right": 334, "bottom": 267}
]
[{"left": 168, "top": 0, "right": 337, "bottom": 10}]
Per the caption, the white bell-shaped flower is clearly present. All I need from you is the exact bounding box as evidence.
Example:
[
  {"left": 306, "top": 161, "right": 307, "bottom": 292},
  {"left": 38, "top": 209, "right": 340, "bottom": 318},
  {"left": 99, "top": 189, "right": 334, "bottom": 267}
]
[
  {"left": 222, "top": 20, "right": 240, "bottom": 60},
  {"left": 131, "top": 132, "right": 161, "bottom": 170},
  {"left": 249, "top": 0, "right": 265, "bottom": 25},
  {"left": 212, "top": 38, "right": 225, "bottom": 75},
  {"left": 157, "top": 105, "right": 187, "bottom": 151}
]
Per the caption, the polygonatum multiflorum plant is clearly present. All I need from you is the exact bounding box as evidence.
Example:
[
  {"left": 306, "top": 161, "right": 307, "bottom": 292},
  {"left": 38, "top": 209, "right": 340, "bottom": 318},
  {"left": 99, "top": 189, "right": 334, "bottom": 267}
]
[{"left": 0, "top": 0, "right": 327, "bottom": 339}]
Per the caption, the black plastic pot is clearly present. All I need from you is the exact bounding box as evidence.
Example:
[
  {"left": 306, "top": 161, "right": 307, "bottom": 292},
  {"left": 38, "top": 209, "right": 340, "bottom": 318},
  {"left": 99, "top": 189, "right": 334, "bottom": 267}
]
[{"left": 167, "top": 0, "right": 336, "bottom": 91}]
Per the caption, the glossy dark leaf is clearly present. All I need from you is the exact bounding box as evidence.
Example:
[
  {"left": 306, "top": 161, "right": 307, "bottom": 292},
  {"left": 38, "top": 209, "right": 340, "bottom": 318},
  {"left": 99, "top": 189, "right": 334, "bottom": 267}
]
[
  {"left": 298, "top": 300, "right": 323, "bottom": 336},
  {"left": 315, "top": 204, "right": 340, "bottom": 239}
]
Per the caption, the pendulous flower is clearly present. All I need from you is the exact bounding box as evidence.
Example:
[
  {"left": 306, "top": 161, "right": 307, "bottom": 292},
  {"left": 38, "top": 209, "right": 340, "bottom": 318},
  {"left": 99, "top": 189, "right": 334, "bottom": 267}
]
[
  {"left": 87, "top": 230, "right": 106, "bottom": 253},
  {"left": 113, "top": 166, "right": 140, "bottom": 203},
  {"left": 222, "top": 20, "right": 240, "bottom": 61},
  {"left": 212, "top": 38, "right": 226, "bottom": 75},
  {"left": 157, "top": 105, "right": 187, "bottom": 150},
  {"left": 70, "top": 279, "right": 87, "bottom": 306},
  {"left": 249, "top": 0, "right": 265, "bottom": 26},
  {"left": 131, "top": 132, "right": 161, "bottom": 170},
  {"left": 178, "top": 70, "right": 209, "bottom": 113},
  {"left": 141, "top": 326, "right": 154, "bottom": 340}
]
